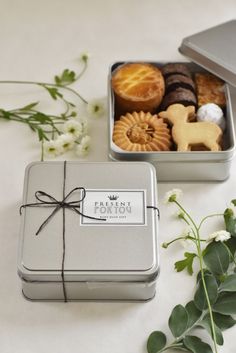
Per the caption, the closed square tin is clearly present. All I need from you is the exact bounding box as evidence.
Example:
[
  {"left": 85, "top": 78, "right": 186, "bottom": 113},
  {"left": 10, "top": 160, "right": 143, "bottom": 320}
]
[{"left": 18, "top": 161, "right": 159, "bottom": 301}]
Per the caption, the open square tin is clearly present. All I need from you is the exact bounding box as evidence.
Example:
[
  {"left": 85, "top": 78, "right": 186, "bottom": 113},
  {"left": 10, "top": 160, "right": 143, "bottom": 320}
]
[
  {"left": 108, "top": 20, "right": 236, "bottom": 181},
  {"left": 18, "top": 161, "right": 159, "bottom": 301}
]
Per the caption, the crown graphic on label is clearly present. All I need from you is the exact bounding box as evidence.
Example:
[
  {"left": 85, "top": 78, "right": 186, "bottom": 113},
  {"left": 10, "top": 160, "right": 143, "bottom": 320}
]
[{"left": 108, "top": 195, "right": 119, "bottom": 200}]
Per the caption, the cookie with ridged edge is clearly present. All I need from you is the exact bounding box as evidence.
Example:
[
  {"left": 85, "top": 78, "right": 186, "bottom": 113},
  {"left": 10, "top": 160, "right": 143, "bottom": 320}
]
[{"left": 112, "top": 111, "right": 171, "bottom": 152}]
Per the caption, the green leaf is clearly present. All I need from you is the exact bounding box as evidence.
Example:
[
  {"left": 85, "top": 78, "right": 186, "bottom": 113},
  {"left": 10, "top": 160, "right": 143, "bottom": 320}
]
[
  {"left": 30, "top": 112, "right": 52, "bottom": 124},
  {"left": 37, "top": 128, "right": 49, "bottom": 142},
  {"left": 54, "top": 69, "right": 76, "bottom": 86},
  {"left": 175, "top": 252, "right": 197, "bottom": 275},
  {"left": 203, "top": 241, "right": 230, "bottom": 275},
  {"left": 224, "top": 207, "right": 236, "bottom": 237},
  {"left": 168, "top": 305, "right": 188, "bottom": 338},
  {"left": 213, "top": 292, "right": 236, "bottom": 314},
  {"left": 194, "top": 274, "right": 218, "bottom": 310},
  {"left": 213, "top": 312, "right": 236, "bottom": 330},
  {"left": 219, "top": 274, "right": 236, "bottom": 292},
  {"left": 147, "top": 331, "right": 166, "bottom": 353},
  {"left": 21, "top": 102, "right": 39, "bottom": 111},
  {"left": 198, "top": 314, "right": 224, "bottom": 345},
  {"left": 225, "top": 237, "right": 236, "bottom": 256},
  {"left": 183, "top": 335, "right": 213, "bottom": 353},
  {"left": 185, "top": 301, "right": 202, "bottom": 329},
  {"left": 42, "top": 85, "right": 63, "bottom": 100},
  {"left": 0, "top": 109, "right": 11, "bottom": 119},
  {"left": 196, "top": 269, "right": 211, "bottom": 283}
]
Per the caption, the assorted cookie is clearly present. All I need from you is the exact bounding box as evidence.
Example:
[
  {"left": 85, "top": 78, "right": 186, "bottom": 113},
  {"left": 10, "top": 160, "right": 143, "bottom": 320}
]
[
  {"left": 112, "top": 63, "right": 165, "bottom": 116},
  {"left": 111, "top": 62, "right": 227, "bottom": 152},
  {"left": 113, "top": 111, "right": 171, "bottom": 151}
]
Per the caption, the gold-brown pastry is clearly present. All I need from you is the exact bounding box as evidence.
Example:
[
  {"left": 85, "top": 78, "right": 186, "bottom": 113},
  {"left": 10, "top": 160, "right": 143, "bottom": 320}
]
[
  {"left": 112, "top": 111, "right": 171, "bottom": 151},
  {"left": 195, "top": 73, "right": 226, "bottom": 108},
  {"left": 112, "top": 63, "right": 165, "bottom": 115}
]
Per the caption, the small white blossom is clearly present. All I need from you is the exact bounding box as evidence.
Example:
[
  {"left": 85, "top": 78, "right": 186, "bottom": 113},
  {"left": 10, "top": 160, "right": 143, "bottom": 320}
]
[
  {"left": 207, "top": 230, "right": 231, "bottom": 243},
  {"left": 87, "top": 99, "right": 105, "bottom": 118},
  {"left": 174, "top": 210, "right": 185, "bottom": 219},
  {"left": 44, "top": 140, "right": 63, "bottom": 158},
  {"left": 57, "top": 133, "right": 75, "bottom": 152},
  {"left": 76, "top": 135, "right": 91, "bottom": 156},
  {"left": 164, "top": 189, "right": 183, "bottom": 204},
  {"left": 63, "top": 120, "right": 83, "bottom": 139}
]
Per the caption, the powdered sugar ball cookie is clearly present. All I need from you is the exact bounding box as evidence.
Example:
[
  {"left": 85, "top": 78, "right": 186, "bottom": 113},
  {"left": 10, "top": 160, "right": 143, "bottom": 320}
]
[{"left": 196, "top": 103, "right": 225, "bottom": 131}]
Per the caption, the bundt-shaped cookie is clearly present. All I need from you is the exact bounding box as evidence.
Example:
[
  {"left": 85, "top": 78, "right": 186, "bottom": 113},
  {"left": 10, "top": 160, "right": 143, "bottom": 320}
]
[{"left": 113, "top": 111, "right": 171, "bottom": 151}]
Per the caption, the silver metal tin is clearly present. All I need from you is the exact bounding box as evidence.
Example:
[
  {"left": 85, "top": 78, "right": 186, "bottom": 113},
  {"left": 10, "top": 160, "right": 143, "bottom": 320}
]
[
  {"left": 18, "top": 161, "right": 159, "bottom": 301},
  {"left": 108, "top": 62, "right": 236, "bottom": 181},
  {"left": 179, "top": 20, "right": 236, "bottom": 87}
]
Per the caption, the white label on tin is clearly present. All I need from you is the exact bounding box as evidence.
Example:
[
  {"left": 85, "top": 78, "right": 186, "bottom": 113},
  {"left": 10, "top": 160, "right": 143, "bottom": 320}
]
[{"left": 80, "top": 190, "right": 146, "bottom": 225}]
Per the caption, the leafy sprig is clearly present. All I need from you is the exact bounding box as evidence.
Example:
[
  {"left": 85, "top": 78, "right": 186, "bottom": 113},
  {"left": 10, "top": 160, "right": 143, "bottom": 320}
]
[
  {"left": 147, "top": 190, "right": 236, "bottom": 353},
  {"left": 0, "top": 54, "right": 97, "bottom": 160}
]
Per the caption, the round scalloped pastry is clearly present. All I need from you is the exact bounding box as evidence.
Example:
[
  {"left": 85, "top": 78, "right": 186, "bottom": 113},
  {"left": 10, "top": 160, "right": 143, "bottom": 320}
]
[
  {"left": 113, "top": 111, "right": 171, "bottom": 151},
  {"left": 112, "top": 63, "right": 165, "bottom": 113}
]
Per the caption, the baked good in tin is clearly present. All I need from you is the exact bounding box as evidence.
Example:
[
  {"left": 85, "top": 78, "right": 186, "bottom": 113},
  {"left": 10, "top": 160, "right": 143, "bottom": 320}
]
[
  {"left": 165, "top": 74, "right": 195, "bottom": 94},
  {"left": 161, "top": 63, "right": 192, "bottom": 79},
  {"left": 112, "top": 111, "right": 171, "bottom": 151},
  {"left": 161, "top": 87, "right": 197, "bottom": 110},
  {"left": 195, "top": 73, "right": 226, "bottom": 108},
  {"left": 112, "top": 63, "right": 165, "bottom": 114}
]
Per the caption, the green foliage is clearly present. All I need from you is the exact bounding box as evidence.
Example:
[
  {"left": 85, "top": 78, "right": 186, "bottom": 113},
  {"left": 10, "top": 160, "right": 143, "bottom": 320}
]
[
  {"left": 219, "top": 274, "right": 236, "bottom": 292},
  {"left": 185, "top": 301, "right": 202, "bottom": 329},
  {"left": 213, "top": 292, "right": 236, "bottom": 314},
  {"left": 42, "top": 85, "right": 63, "bottom": 100},
  {"left": 224, "top": 207, "right": 236, "bottom": 237},
  {"left": 213, "top": 312, "right": 236, "bottom": 331},
  {"left": 194, "top": 274, "right": 218, "bottom": 310},
  {"left": 175, "top": 252, "right": 197, "bottom": 275},
  {"left": 147, "top": 331, "right": 166, "bottom": 353},
  {"left": 183, "top": 336, "right": 213, "bottom": 353},
  {"left": 168, "top": 305, "right": 188, "bottom": 338},
  {"left": 199, "top": 314, "right": 224, "bottom": 345},
  {"left": 54, "top": 69, "right": 76, "bottom": 86},
  {"left": 203, "top": 242, "right": 230, "bottom": 275}
]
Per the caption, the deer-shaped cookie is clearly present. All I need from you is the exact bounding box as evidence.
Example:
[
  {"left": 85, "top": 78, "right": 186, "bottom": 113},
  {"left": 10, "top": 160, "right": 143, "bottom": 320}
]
[{"left": 159, "top": 104, "right": 222, "bottom": 151}]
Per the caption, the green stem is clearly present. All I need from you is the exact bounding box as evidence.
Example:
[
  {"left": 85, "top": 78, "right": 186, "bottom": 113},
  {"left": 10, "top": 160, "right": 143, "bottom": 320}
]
[
  {"left": 173, "top": 201, "right": 218, "bottom": 353},
  {"left": 0, "top": 80, "right": 88, "bottom": 104},
  {"left": 198, "top": 214, "right": 224, "bottom": 231},
  {"left": 41, "top": 139, "right": 44, "bottom": 161}
]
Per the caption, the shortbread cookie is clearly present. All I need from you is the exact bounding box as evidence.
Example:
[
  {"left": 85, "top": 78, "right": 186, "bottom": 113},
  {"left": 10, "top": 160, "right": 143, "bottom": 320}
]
[
  {"left": 113, "top": 111, "right": 171, "bottom": 151},
  {"left": 159, "top": 104, "right": 222, "bottom": 151},
  {"left": 112, "top": 63, "right": 165, "bottom": 114},
  {"left": 161, "top": 87, "right": 197, "bottom": 110},
  {"left": 195, "top": 73, "right": 226, "bottom": 108}
]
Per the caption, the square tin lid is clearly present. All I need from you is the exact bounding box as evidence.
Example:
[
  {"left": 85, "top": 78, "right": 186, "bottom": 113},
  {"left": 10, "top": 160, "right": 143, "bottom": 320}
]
[
  {"left": 179, "top": 20, "right": 236, "bottom": 87},
  {"left": 18, "top": 162, "right": 159, "bottom": 281}
]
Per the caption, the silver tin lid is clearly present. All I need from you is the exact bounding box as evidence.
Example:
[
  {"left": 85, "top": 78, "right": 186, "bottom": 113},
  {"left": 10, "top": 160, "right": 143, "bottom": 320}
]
[
  {"left": 18, "top": 161, "right": 159, "bottom": 282},
  {"left": 179, "top": 20, "right": 236, "bottom": 87}
]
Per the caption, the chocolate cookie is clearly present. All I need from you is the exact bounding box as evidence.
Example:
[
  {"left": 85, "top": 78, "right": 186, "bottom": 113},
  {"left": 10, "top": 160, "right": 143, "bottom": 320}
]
[
  {"left": 165, "top": 74, "right": 195, "bottom": 94},
  {"left": 161, "top": 87, "right": 197, "bottom": 110},
  {"left": 162, "top": 63, "right": 192, "bottom": 79}
]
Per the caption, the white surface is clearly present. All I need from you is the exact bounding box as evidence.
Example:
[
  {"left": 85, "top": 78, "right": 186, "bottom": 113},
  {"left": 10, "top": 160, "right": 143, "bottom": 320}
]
[{"left": 0, "top": 1, "right": 236, "bottom": 352}]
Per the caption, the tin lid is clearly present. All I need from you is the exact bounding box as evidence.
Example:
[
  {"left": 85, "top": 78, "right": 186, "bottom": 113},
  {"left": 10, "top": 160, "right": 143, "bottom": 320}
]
[
  {"left": 18, "top": 161, "right": 159, "bottom": 282},
  {"left": 179, "top": 20, "right": 236, "bottom": 86}
]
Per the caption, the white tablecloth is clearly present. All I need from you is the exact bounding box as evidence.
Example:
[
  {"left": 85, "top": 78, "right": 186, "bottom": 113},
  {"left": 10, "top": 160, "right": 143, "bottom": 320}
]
[{"left": 0, "top": 1, "right": 236, "bottom": 352}]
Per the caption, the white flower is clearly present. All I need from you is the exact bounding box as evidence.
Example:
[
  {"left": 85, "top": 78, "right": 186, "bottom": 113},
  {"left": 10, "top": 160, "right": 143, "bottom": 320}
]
[
  {"left": 76, "top": 135, "right": 91, "bottom": 156},
  {"left": 174, "top": 210, "right": 185, "bottom": 219},
  {"left": 57, "top": 133, "right": 75, "bottom": 152},
  {"left": 207, "top": 230, "right": 231, "bottom": 243},
  {"left": 164, "top": 189, "right": 183, "bottom": 204},
  {"left": 44, "top": 140, "right": 63, "bottom": 158},
  {"left": 63, "top": 120, "right": 83, "bottom": 139},
  {"left": 87, "top": 99, "right": 105, "bottom": 118},
  {"left": 80, "top": 52, "right": 90, "bottom": 63}
]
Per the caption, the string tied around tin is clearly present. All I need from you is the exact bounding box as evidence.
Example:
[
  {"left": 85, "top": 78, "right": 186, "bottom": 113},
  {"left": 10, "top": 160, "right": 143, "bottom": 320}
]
[
  {"left": 20, "top": 161, "right": 160, "bottom": 302},
  {"left": 20, "top": 161, "right": 106, "bottom": 302}
]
